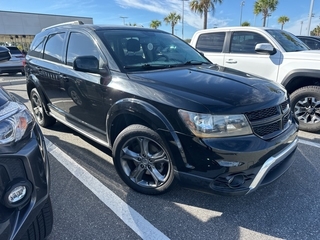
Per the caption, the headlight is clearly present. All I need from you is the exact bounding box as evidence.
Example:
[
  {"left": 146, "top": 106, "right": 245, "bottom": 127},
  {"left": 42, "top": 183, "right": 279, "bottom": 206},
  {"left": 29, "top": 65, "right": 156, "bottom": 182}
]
[
  {"left": 178, "top": 109, "right": 252, "bottom": 138},
  {"left": 0, "top": 102, "right": 34, "bottom": 144}
]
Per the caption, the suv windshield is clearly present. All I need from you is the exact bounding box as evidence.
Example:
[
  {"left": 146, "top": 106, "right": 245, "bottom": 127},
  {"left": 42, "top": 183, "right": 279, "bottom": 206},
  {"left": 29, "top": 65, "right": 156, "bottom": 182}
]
[
  {"left": 96, "top": 29, "right": 210, "bottom": 71},
  {"left": 266, "top": 29, "right": 309, "bottom": 52}
]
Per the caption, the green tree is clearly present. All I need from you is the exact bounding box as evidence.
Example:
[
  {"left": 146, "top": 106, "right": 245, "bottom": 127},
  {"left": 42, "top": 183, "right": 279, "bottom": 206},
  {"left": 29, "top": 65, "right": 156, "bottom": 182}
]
[
  {"left": 311, "top": 25, "right": 320, "bottom": 36},
  {"left": 278, "top": 16, "right": 289, "bottom": 30},
  {"left": 241, "top": 21, "right": 251, "bottom": 26},
  {"left": 150, "top": 20, "right": 162, "bottom": 29},
  {"left": 164, "top": 12, "right": 181, "bottom": 35},
  {"left": 253, "top": 0, "right": 278, "bottom": 27},
  {"left": 189, "top": 0, "right": 222, "bottom": 29}
]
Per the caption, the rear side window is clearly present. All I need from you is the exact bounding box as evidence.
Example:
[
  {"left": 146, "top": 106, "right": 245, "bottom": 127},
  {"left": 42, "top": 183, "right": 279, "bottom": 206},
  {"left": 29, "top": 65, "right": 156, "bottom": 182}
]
[
  {"left": 43, "top": 33, "right": 65, "bottom": 63},
  {"left": 29, "top": 35, "right": 46, "bottom": 58},
  {"left": 195, "top": 32, "right": 225, "bottom": 52},
  {"left": 7, "top": 47, "right": 22, "bottom": 55}
]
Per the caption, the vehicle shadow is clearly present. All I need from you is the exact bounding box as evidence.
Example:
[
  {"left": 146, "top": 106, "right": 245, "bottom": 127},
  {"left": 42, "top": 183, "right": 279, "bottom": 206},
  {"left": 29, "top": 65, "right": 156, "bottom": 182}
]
[{"left": 44, "top": 129, "right": 320, "bottom": 240}]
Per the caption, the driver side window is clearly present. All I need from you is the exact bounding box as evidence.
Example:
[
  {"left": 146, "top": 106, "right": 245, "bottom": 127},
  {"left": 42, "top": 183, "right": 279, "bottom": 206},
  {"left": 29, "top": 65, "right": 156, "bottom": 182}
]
[{"left": 66, "top": 32, "right": 104, "bottom": 67}]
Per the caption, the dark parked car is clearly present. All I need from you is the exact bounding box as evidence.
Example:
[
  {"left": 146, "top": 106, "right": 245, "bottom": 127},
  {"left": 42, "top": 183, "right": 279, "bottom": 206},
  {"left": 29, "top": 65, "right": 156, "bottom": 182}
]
[
  {"left": 0, "top": 46, "right": 25, "bottom": 75},
  {"left": 0, "top": 46, "right": 52, "bottom": 240},
  {"left": 25, "top": 22, "right": 298, "bottom": 196},
  {"left": 296, "top": 35, "right": 320, "bottom": 50}
]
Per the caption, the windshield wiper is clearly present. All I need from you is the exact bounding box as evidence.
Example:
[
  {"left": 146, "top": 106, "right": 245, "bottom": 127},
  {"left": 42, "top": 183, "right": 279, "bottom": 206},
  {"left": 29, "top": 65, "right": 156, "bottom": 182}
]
[
  {"left": 124, "top": 64, "right": 172, "bottom": 70},
  {"left": 183, "top": 60, "right": 210, "bottom": 65}
]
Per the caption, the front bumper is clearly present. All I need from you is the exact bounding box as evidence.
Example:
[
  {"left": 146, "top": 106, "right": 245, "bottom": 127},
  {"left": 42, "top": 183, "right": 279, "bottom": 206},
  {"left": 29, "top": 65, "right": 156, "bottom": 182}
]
[
  {"left": 172, "top": 120, "right": 298, "bottom": 195},
  {"left": 0, "top": 124, "right": 50, "bottom": 240}
]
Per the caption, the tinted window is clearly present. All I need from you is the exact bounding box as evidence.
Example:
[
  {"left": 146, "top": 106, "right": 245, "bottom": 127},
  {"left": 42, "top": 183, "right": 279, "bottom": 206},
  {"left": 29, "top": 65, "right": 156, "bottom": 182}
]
[
  {"left": 28, "top": 36, "right": 46, "bottom": 58},
  {"left": 196, "top": 32, "right": 225, "bottom": 52},
  {"left": 66, "top": 32, "right": 103, "bottom": 67},
  {"left": 230, "top": 32, "right": 269, "bottom": 54},
  {"left": 300, "top": 38, "right": 320, "bottom": 49},
  {"left": 266, "top": 29, "right": 308, "bottom": 52},
  {"left": 7, "top": 47, "right": 22, "bottom": 55},
  {"left": 43, "top": 33, "right": 65, "bottom": 63}
]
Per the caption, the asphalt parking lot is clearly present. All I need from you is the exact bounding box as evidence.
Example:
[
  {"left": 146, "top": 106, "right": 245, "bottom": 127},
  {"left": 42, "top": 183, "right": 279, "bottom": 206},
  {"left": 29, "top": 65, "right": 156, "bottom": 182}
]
[{"left": 1, "top": 74, "right": 320, "bottom": 240}]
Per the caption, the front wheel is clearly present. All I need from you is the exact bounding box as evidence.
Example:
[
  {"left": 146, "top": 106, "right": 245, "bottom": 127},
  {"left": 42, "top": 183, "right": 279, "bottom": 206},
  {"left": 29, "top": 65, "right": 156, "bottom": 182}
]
[
  {"left": 112, "top": 124, "right": 174, "bottom": 195},
  {"left": 290, "top": 85, "right": 320, "bottom": 132}
]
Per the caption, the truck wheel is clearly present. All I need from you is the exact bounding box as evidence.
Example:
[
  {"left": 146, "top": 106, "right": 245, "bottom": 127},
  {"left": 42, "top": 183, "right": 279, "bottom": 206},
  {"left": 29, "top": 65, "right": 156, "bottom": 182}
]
[
  {"left": 112, "top": 124, "right": 174, "bottom": 195},
  {"left": 20, "top": 197, "right": 53, "bottom": 240},
  {"left": 290, "top": 86, "right": 320, "bottom": 132},
  {"left": 30, "top": 88, "right": 56, "bottom": 127}
]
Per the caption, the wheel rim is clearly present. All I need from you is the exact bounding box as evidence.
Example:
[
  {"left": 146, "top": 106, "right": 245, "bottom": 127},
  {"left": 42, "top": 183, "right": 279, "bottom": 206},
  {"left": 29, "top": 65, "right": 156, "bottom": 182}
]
[
  {"left": 120, "top": 136, "right": 171, "bottom": 189},
  {"left": 294, "top": 97, "right": 320, "bottom": 124},
  {"left": 31, "top": 93, "right": 44, "bottom": 123},
  {"left": 70, "top": 90, "right": 82, "bottom": 105}
]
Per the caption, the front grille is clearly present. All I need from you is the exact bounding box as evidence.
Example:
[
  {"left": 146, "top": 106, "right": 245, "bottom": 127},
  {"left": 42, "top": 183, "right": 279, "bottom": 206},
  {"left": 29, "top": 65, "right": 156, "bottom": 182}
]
[{"left": 245, "top": 100, "right": 290, "bottom": 139}]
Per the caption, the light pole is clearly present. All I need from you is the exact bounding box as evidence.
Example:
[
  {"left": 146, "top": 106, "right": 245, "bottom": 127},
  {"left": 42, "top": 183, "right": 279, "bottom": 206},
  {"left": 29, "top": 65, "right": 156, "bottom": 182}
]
[
  {"left": 307, "top": 0, "right": 314, "bottom": 36},
  {"left": 181, "top": 0, "right": 188, "bottom": 40},
  {"left": 240, "top": 1, "right": 245, "bottom": 25},
  {"left": 266, "top": 13, "right": 271, "bottom": 27},
  {"left": 300, "top": 21, "right": 303, "bottom": 35},
  {"left": 120, "top": 16, "right": 128, "bottom": 25}
]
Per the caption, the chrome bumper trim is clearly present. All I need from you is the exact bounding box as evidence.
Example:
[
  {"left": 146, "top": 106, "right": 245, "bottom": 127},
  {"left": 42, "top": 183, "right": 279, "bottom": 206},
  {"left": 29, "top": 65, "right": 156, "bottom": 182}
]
[{"left": 246, "top": 137, "right": 298, "bottom": 194}]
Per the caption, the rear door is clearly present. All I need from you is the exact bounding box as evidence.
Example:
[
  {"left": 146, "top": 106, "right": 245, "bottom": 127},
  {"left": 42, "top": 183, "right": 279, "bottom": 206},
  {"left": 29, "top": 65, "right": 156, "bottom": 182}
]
[{"left": 192, "top": 31, "right": 226, "bottom": 65}]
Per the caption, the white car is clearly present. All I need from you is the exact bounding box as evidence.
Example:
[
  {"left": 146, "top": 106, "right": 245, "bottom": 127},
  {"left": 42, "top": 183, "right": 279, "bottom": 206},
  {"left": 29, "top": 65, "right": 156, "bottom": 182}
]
[
  {"left": 0, "top": 46, "right": 25, "bottom": 75},
  {"left": 190, "top": 27, "right": 320, "bottom": 133}
]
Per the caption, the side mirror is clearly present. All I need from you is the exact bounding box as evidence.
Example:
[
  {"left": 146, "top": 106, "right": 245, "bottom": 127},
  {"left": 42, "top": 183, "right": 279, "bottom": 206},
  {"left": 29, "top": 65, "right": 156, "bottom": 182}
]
[
  {"left": 73, "top": 56, "right": 100, "bottom": 74},
  {"left": 255, "top": 43, "right": 277, "bottom": 55},
  {"left": 0, "top": 46, "right": 11, "bottom": 62}
]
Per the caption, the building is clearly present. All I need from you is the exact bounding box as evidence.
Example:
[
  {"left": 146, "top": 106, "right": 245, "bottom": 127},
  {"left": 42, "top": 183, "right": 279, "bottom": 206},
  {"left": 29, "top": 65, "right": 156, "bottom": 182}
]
[{"left": 0, "top": 11, "right": 93, "bottom": 51}]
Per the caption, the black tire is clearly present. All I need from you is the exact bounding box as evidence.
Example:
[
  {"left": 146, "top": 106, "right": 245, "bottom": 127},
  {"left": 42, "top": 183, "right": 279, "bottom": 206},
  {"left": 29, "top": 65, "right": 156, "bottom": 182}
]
[
  {"left": 21, "top": 197, "right": 53, "bottom": 240},
  {"left": 30, "top": 88, "right": 56, "bottom": 127},
  {"left": 112, "top": 124, "right": 174, "bottom": 195},
  {"left": 290, "top": 85, "right": 320, "bottom": 132}
]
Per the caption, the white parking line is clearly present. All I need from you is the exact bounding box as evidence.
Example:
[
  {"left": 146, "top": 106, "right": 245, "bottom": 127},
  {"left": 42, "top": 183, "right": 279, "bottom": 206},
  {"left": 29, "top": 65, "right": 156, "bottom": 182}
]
[
  {"left": 45, "top": 138, "right": 170, "bottom": 240},
  {"left": 299, "top": 139, "right": 320, "bottom": 148}
]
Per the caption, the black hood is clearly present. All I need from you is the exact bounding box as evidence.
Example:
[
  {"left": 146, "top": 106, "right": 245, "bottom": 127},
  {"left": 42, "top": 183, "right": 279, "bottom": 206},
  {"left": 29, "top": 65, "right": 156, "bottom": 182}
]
[{"left": 127, "top": 65, "right": 287, "bottom": 114}]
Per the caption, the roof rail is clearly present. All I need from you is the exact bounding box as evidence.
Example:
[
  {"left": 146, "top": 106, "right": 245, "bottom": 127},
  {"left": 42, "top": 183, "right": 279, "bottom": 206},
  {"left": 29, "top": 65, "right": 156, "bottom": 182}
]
[{"left": 41, "top": 20, "right": 84, "bottom": 31}]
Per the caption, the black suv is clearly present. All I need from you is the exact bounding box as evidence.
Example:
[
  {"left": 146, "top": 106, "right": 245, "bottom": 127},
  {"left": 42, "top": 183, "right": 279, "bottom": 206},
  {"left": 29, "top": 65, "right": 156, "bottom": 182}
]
[
  {"left": 25, "top": 22, "right": 298, "bottom": 196},
  {"left": 0, "top": 47, "right": 52, "bottom": 240}
]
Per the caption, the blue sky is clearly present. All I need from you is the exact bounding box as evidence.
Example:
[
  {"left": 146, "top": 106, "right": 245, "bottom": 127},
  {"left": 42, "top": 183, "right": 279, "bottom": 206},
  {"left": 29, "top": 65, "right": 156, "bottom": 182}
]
[{"left": 1, "top": 0, "right": 320, "bottom": 39}]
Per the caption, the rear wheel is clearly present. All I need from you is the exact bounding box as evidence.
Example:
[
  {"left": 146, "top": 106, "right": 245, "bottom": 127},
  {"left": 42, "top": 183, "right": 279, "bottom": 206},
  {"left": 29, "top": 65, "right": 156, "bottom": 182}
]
[
  {"left": 20, "top": 197, "right": 53, "bottom": 240},
  {"left": 290, "top": 85, "right": 320, "bottom": 132},
  {"left": 113, "top": 124, "right": 174, "bottom": 195},
  {"left": 30, "top": 88, "right": 56, "bottom": 127}
]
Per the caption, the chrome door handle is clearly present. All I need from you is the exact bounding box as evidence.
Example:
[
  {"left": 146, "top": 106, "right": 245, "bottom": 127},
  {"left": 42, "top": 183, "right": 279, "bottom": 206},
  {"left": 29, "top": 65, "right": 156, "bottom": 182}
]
[{"left": 225, "top": 59, "right": 237, "bottom": 64}]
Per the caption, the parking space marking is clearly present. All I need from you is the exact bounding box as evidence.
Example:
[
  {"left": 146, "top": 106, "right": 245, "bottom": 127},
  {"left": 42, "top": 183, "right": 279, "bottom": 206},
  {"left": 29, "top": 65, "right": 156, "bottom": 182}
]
[
  {"left": 299, "top": 139, "right": 320, "bottom": 148},
  {"left": 45, "top": 138, "right": 170, "bottom": 240}
]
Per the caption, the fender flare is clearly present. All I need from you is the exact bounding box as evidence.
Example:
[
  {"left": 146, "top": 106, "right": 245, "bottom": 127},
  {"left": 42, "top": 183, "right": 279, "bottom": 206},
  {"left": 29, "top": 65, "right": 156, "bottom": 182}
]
[
  {"left": 106, "top": 98, "right": 193, "bottom": 169},
  {"left": 282, "top": 69, "right": 320, "bottom": 89}
]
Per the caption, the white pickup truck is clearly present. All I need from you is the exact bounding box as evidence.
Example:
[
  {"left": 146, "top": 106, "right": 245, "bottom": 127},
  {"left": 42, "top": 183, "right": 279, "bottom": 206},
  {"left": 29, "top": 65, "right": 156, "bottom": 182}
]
[{"left": 190, "top": 26, "right": 320, "bottom": 133}]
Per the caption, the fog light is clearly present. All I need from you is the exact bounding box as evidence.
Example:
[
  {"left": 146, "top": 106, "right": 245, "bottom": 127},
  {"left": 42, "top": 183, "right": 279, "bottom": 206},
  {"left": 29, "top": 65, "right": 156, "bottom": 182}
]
[
  {"left": 3, "top": 178, "right": 32, "bottom": 208},
  {"left": 216, "top": 160, "right": 243, "bottom": 167},
  {"left": 8, "top": 186, "right": 27, "bottom": 203}
]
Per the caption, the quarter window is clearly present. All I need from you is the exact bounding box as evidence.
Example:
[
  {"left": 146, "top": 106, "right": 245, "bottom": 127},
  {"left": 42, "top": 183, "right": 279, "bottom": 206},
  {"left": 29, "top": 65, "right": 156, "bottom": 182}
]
[
  {"left": 196, "top": 32, "right": 226, "bottom": 52},
  {"left": 230, "top": 32, "right": 269, "bottom": 54},
  {"left": 43, "top": 33, "right": 65, "bottom": 63},
  {"left": 66, "top": 32, "right": 103, "bottom": 67}
]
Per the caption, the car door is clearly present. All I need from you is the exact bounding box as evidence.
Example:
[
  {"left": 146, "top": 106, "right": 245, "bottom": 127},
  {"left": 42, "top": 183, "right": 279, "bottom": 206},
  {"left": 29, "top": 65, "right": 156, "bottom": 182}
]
[
  {"left": 192, "top": 31, "right": 226, "bottom": 65},
  {"left": 223, "top": 31, "right": 282, "bottom": 80},
  {"left": 34, "top": 32, "right": 67, "bottom": 110},
  {"left": 59, "top": 31, "right": 109, "bottom": 132}
]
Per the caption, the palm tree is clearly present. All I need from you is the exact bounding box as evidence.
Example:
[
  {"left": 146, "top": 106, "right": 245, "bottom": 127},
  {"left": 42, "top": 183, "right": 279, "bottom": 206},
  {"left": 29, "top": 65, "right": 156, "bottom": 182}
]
[
  {"left": 241, "top": 21, "right": 251, "bottom": 26},
  {"left": 311, "top": 25, "right": 320, "bottom": 36},
  {"left": 150, "top": 20, "right": 161, "bottom": 29},
  {"left": 164, "top": 12, "right": 181, "bottom": 35},
  {"left": 253, "top": 0, "right": 278, "bottom": 27},
  {"left": 278, "top": 16, "right": 289, "bottom": 30},
  {"left": 189, "top": 0, "right": 223, "bottom": 29}
]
